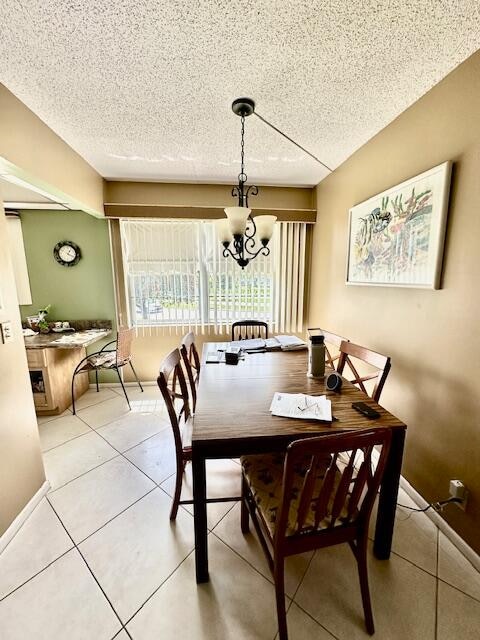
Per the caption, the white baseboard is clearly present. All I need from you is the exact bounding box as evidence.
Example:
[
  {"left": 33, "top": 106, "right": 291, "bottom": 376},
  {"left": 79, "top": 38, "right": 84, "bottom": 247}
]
[{"left": 0, "top": 480, "right": 50, "bottom": 554}]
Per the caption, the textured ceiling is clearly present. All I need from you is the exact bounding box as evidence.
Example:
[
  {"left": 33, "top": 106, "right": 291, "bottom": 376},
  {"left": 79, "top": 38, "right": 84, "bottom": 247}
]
[{"left": 1, "top": 1, "right": 479, "bottom": 187}]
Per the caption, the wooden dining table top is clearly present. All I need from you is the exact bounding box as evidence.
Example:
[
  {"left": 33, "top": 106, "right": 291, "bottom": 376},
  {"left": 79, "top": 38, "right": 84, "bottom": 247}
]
[{"left": 193, "top": 343, "right": 406, "bottom": 448}]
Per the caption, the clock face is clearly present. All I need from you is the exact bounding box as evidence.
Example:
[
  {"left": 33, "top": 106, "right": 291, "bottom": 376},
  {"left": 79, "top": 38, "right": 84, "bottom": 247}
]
[{"left": 53, "top": 241, "right": 81, "bottom": 267}]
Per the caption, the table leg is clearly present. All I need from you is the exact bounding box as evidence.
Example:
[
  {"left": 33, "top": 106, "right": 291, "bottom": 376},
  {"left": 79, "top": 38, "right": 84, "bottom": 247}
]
[
  {"left": 192, "top": 450, "right": 209, "bottom": 583},
  {"left": 373, "top": 429, "right": 406, "bottom": 560}
]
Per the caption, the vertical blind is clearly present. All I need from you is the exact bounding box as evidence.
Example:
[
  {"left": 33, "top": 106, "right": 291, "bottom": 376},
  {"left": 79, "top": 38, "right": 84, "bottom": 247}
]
[{"left": 120, "top": 219, "right": 307, "bottom": 336}]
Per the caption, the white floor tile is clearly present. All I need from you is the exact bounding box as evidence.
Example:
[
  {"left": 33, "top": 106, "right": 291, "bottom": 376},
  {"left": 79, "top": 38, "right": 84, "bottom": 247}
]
[
  {"left": 80, "top": 489, "right": 194, "bottom": 622},
  {"left": 111, "top": 385, "right": 162, "bottom": 402},
  {"left": 277, "top": 603, "right": 337, "bottom": 640},
  {"left": 38, "top": 414, "right": 91, "bottom": 452},
  {"left": 438, "top": 532, "right": 480, "bottom": 601},
  {"left": 124, "top": 429, "right": 177, "bottom": 484},
  {"left": 37, "top": 408, "right": 72, "bottom": 425},
  {"left": 295, "top": 543, "right": 436, "bottom": 640},
  {"left": 97, "top": 412, "right": 168, "bottom": 452},
  {"left": 127, "top": 535, "right": 279, "bottom": 640},
  {"left": 77, "top": 395, "right": 131, "bottom": 429},
  {"left": 0, "top": 549, "right": 120, "bottom": 640},
  {"left": 70, "top": 387, "right": 119, "bottom": 412},
  {"left": 43, "top": 430, "right": 118, "bottom": 490},
  {"left": 214, "top": 503, "right": 314, "bottom": 598},
  {"left": 369, "top": 488, "right": 438, "bottom": 575},
  {"left": 160, "top": 459, "right": 241, "bottom": 529},
  {"left": 437, "top": 581, "right": 480, "bottom": 640},
  {"left": 0, "top": 499, "right": 73, "bottom": 600},
  {"left": 48, "top": 456, "right": 155, "bottom": 543}
]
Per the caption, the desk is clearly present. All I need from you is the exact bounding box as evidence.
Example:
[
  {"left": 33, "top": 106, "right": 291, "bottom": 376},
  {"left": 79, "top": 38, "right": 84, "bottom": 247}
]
[
  {"left": 192, "top": 344, "right": 406, "bottom": 583},
  {"left": 24, "top": 329, "right": 111, "bottom": 414}
]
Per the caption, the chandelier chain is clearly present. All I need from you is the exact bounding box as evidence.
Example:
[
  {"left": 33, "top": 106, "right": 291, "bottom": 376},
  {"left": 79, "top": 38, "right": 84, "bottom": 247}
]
[{"left": 240, "top": 115, "right": 246, "bottom": 182}]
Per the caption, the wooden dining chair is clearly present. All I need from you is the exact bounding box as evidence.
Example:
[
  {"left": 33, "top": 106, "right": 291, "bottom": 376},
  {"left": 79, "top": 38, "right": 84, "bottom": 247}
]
[
  {"left": 232, "top": 320, "right": 268, "bottom": 341},
  {"left": 337, "top": 341, "right": 391, "bottom": 403},
  {"left": 240, "top": 428, "right": 392, "bottom": 639},
  {"left": 71, "top": 327, "right": 143, "bottom": 414},
  {"left": 316, "top": 328, "right": 349, "bottom": 369},
  {"left": 157, "top": 348, "right": 193, "bottom": 520},
  {"left": 180, "top": 331, "right": 201, "bottom": 413}
]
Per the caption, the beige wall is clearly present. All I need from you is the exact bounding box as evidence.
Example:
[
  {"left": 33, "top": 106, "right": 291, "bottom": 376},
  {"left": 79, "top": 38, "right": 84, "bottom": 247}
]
[
  {"left": 0, "top": 199, "right": 45, "bottom": 537},
  {"left": 104, "top": 181, "right": 316, "bottom": 221},
  {"left": 124, "top": 330, "right": 229, "bottom": 383},
  {"left": 308, "top": 51, "right": 480, "bottom": 552},
  {"left": 0, "top": 84, "right": 104, "bottom": 216}
]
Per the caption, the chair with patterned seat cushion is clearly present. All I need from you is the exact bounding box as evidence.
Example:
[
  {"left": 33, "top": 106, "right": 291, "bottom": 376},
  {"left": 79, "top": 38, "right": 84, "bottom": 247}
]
[
  {"left": 71, "top": 327, "right": 143, "bottom": 414},
  {"left": 240, "top": 428, "right": 392, "bottom": 640}
]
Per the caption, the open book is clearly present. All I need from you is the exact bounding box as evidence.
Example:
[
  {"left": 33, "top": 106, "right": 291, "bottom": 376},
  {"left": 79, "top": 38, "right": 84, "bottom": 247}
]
[
  {"left": 229, "top": 335, "right": 307, "bottom": 352},
  {"left": 270, "top": 392, "right": 332, "bottom": 422}
]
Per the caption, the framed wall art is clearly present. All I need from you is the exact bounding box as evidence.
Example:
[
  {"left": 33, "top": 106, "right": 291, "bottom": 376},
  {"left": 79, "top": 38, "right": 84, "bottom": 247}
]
[{"left": 346, "top": 161, "right": 452, "bottom": 289}]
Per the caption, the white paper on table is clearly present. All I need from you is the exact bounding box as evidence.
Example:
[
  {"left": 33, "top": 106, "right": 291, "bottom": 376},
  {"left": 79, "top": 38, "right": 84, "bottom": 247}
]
[{"left": 270, "top": 392, "right": 332, "bottom": 421}]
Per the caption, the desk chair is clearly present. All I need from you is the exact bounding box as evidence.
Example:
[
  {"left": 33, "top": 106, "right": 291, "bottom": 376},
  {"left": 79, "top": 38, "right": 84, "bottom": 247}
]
[
  {"left": 71, "top": 327, "right": 143, "bottom": 414},
  {"left": 232, "top": 320, "right": 268, "bottom": 341},
  {"left": 337, "top": 341, "right": 391, "bottom": 403},
  {"left": 241, "top": 429, "right": 392, "bottom": 639}
]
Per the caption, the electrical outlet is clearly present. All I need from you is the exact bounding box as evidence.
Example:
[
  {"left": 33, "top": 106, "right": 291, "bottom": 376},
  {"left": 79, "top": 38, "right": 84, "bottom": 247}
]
[
  {"left": 0, "top": 322, "right": 14, "bottom": 344},
  {"left": 449, "top": 480, "right": 468, "bottom": 511}
]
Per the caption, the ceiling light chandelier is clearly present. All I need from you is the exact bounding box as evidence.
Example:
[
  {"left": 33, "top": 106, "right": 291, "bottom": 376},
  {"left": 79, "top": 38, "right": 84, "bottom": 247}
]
[{"left": 216, "top": 98, "right": 277, "bottom": 269}]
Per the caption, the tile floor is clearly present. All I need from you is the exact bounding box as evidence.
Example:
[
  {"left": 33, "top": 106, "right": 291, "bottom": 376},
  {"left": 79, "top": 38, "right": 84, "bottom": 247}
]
[{"left": 1, "top": 385, "right": 479, "bottom": 639}]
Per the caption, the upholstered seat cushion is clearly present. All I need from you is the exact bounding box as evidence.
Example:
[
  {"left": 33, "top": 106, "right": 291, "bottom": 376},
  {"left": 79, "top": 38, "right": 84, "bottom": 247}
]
[
  {"left": 78, "top": 351, "right": 130, "bottom": 371},
  {"left": 241, "top": 452, "right": 344, "bottom": 538}
]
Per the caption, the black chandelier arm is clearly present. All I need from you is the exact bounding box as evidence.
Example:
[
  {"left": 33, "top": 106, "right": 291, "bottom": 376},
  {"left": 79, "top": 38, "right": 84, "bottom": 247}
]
[
  {"left": 247, "top": 244, "right": 271, "bottom": 260},
  {"left": 244, "top": 215, "right": 256, "bottom": 240}
]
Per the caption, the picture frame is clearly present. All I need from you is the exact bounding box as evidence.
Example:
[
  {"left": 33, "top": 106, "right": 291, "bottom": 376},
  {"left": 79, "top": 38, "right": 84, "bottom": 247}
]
[{"left": 346, "top": 161, "right": 452, "bottom": 289}]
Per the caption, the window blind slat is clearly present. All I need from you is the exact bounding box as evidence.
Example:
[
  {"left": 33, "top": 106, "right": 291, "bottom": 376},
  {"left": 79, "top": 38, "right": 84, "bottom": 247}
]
[{"left": 120, "top": 219, "right": 306, "bottom": 337}]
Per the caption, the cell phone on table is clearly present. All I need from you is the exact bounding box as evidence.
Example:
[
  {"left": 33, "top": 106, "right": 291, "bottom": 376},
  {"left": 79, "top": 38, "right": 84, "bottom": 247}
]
[{"left": 351, "top": 402, "right": 381, "bottom": 419}]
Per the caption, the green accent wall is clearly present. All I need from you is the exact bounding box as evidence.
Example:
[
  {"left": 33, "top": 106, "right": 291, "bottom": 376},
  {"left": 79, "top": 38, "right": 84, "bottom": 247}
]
[{"left": 20, "top": 210, "right": 117, "bottom": 381}]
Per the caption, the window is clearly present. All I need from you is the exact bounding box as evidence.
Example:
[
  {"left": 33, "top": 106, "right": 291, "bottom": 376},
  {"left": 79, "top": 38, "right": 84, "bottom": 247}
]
[{"left": 120, "top": 219, "right": 307, "bottom": 335}]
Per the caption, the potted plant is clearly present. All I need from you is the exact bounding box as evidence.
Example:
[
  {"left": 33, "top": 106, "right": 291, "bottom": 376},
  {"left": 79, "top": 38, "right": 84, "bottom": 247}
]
[{"left": 37, "top": 305, "right": 52, "bottom": 333}]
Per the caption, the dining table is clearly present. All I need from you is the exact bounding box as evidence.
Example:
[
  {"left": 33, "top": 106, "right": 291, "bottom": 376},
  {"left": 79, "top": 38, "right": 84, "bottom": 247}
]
[{"left": 192, "top": 343, "right": 407, "bottom": 584}]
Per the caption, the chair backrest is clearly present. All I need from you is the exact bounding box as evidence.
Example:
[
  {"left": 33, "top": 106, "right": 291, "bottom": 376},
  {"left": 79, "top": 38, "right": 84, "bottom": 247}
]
[
  {"left": 116, "top": 327, "right": 134, "bottom": 365},
  {"left": 313, "top": 329, "right": 349, "bottom": 369},
  {"left": 157, "top": 348, "right": 191, "bottom": 456},
  {"left": 337, "top": 340, "right": 391, "bottom": 403},
  {"left": 180, "top": 332, "right": 201, "bottom": 411},
  {"left": 232, "top": 320, "right": 268, "bottom": 341},
  {"left": 276, "top": 429, "right": 392, "bottom": 542}
]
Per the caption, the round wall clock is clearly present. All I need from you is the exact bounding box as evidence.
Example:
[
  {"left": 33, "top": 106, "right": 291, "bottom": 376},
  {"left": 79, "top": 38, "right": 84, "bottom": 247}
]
[{"left": 53, "top": 240, "right": 81, "bottom": 267}]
